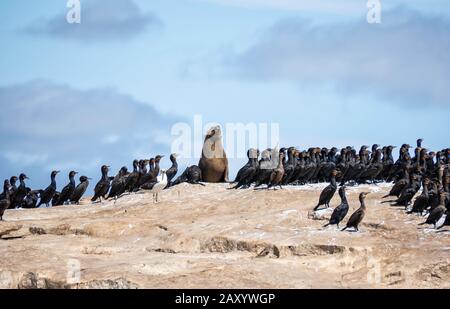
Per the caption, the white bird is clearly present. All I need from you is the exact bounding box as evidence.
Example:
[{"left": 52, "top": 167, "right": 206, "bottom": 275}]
[{"left": 149, "top": 169, "right": 167, "bottom": 203}]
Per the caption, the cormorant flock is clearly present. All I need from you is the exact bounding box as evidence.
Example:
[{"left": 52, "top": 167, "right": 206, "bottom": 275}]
[{"left": 1, "top": 139, "right": 449, "bottom": 232}]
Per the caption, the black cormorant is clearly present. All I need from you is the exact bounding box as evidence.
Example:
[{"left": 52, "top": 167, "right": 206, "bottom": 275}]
[
  {"left": 234, "top": 149, "right": 255, "bottom": 184},
  {"left": 36, "top": 170, "right": 60, "bottom": 208},
  {"left": 56, "top": 171, "right": 78, "bottom": 206},
  {"left": 341, "top": 192, "right": 370, "bottom": 232},
  {"left": 0, "top": 180, "right": 12, "bottom": 220},
  {"left": 230, "top": 149, "right": 259, "bottom": 189},
  {"left": 22, "top": 188, "right": 41, "bottom": 209},
  {"left": 420, "top": 192, "right": 447, "bottom": 229},
  {"left": 7, "top": 176, "right": 18, "bottom": 209},
  {"left": 165, "top": 154, "right": 179, "bottom": 188},
  {"left": 267, "top": 152, "right": 285, "bottom": 190},
  {"left": 124, "top": 160, "right": 139, "bottom": 193},
  {"left": 324, "top": 186, "right": 349, "bottom": 228},
  {"left": 91, "top": 165, "right": 111, "bottom": 203},
  {"left": 107, "top": 167, "right": 129, "bottom": 199},
  {"left": 313, "top": 170, "right": 338, "bottom": 211},
  {"left": 172, "top": 165, "right": 204, "bottom": 186},
  {"left": 407, "top": 178, "right": 430, "bottom": 215},
  {"left": 70, "top": 176, "right": 90, "bottom": 204},
  {"left": 52, "top": 191, "right": 61, "bottom": 206},
  {"left": 11, "top": 173, "right": 29, "bottom": 209},
  {"left": 382, "top": 167, "right": 409, "bottom": 198}
]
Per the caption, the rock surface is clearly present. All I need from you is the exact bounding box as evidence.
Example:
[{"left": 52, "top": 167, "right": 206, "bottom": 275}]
[{"left": 0, "top": 183, "right": 449, "bottom": 289}]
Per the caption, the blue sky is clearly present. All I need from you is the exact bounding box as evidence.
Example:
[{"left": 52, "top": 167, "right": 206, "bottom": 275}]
[{"left": 1, "top": 0, "right": 449, "bottom": 190}]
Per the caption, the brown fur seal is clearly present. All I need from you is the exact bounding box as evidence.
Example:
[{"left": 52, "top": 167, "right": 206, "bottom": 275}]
[{"left": 198, "top": 125, "right": 229, "bottom": 183}]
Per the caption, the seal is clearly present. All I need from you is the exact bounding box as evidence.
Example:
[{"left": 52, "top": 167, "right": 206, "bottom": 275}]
[{"left": 198, "top": 125, "right": 229, "bottom": 183}]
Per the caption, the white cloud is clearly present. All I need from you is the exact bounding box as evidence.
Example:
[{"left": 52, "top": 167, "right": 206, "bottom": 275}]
[
  {"left": 23, "top": 0, "right": 163, "bottom": 42},
  {"left": 102, "top": 135, "right": 121, "bottom": 145},
  {"left": 0, "top": 80, "right": 181, "bottom": 188},
  {"left": 222, "top": 9, "right": 450, "bottom": 107},
  {"left": 3, "top": 151, "right": 49, "bottom": 166}
]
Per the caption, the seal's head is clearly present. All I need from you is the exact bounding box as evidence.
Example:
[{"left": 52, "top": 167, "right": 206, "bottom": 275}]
[{"left": 205, "top": 125, "right": 222, "bottom": 141}]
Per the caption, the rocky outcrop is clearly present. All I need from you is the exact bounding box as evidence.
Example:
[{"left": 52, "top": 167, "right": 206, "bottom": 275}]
[{"left": 0, "top": 183, "right": 449, "bottom": 288}]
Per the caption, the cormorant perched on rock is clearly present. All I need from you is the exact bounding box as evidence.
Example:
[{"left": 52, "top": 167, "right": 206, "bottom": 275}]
[
  {"left": 369, "top": 144, "right": 379, "bottom": 162},
  {"left": 313, "top": 170, "right": 338, "bottom": 211},
  {"left": 407, "top": 178, "right": 430, "bottom": 215},
  {"left": 426, "top": 180, "right": 440, "bottom": 212},
  {"left": 420, "top": 192, "right": 448, "bottom": 229},
  {"left": 91, "top": 165, "right": 111, "bottom": 203},
  {"left": 22, "top": 188, "right": 40, "bottom": 209},
  {"left": 134, "top": 160, "right": 149, "bottom": 191},
  {"left": 107, "top": 167, "right": 129, "bottom": 199},
  {"left": 55, "top": 171, "right": 78, "bottom": 206},
  {"left": 417, "top": 138, "right": 424, "bottom": 149},
  {"left": 52, "top": 191, "right": 61, "bottom": 207},
  {"left": 267, "top": 151, "right": 285, "bottom": 190},
  {"left": 382, "top": 167, "right": 409, "bottom": 198},
  {"left": 139, "top": 156, "right": 164, "bottom": 189},
  {"left": 11, "top": 173, "right": 29, "bottom": 209},
  {"left": 388, "top": 145, "right": 411, "bottom": 181},
  {"left": 230, "top": 149, "right": 259, "bottom": 189},
  {"left": 0, "top": 180, "right": 11, "bottom": 220},
  {"left": 70, "top": 176, "right": 90, "bottom": 204},
  {"left": 359, "top": 149, "right": 383, "bottom": 183},
  {"left": 324, "top": 186, "right": 349, "bottom": 228},
  {"left": 342, "top": 192, "right": 370, "bottom": 232},
  {"left": 7, "top": 176, "right": 18, "bottom": 209},
  {"left": 124, "top": 160, "right": 139, "bottom": 193},
  {"left": 380, "top": 145, "right": 396, "bottom": 179},
  {"left": 234, "top": 149, "right": 254, "bottom": 184},
  {"left": 36, "top": 171, "right": 60, "bottom": 208},
  {"left": 282, "top": 147, "right": 298, "bottom": 184},
  {"left": 0, "top": 179, "right": 8, "bottom": 201},
  {"left": 165, "top": 154, "right": 179, "bottom": 188},
  {"left": 437, "top": 191, "right": 450, "bottom": 229},
  {"left": 388, "top": 174, "right": 421, "bottom": 207},
  {"left": 359, "top": 145, "right": 370, "bottom": 165},
  {"left": 290, "top": 150, "right": 306, "bottom": 184},
  {"left": 320, "top": 147, "right": 338, "bottom": 183},
  {"left": 304, "top": 148, "right": 320, "bottom": 183},
  {"left": 254, "top": 148, "right": 275, "bottom": 188},
  {"left": 172, "top": 165, "right": 204, "bottom": 186},
  {"left": 148, "top": 169, "right": 168, "bottom": 203}
]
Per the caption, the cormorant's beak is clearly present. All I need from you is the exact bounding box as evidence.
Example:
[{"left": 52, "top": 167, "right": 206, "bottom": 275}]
[
  {"left": 106, "top": 166, "right": 111, "bottom": 168},
  {"left": 25, "top": 176, "right": 30, "bottom": 179},
  {"left": 173, "top": 153, "right": 179, "bottom": 158},
  {"left": 75, "top": 172, "right": 78, "bottom": 174},
  {"left": 56, "top": 171, "right": 60, "bottom": 174},
  {"left": 87, "top": 178, "right": 92, "bottom": 180}
]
